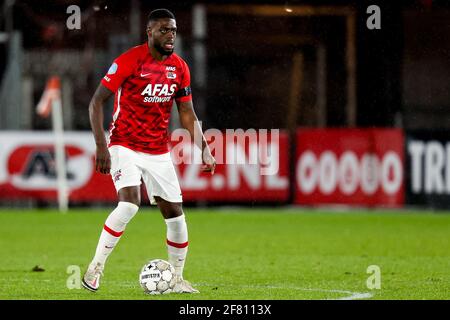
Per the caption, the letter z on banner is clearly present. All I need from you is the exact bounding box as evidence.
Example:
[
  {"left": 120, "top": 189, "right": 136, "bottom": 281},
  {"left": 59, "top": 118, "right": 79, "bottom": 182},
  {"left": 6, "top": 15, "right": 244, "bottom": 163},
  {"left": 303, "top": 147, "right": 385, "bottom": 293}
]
[{"left": 294, "top": 129, "right": 404, "bottom": 207}]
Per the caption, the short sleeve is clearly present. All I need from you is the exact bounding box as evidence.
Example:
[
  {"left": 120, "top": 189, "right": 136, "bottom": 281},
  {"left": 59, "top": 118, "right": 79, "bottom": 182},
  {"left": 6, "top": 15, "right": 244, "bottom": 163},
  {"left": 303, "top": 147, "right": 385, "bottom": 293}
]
[
  {"left": 175, "top": 61, "right": 192, "bottom": 103},
  {"left": 101, "top": 54, "right": 134, "bottom": 93}
]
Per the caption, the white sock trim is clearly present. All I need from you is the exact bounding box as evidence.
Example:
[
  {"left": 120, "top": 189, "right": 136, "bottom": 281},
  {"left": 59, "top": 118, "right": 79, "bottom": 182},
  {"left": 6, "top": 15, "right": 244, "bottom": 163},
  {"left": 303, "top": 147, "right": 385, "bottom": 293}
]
[
  {"left": 118, "top": 201, "right": 139, "bottom": 211},
  {"left": 164, "top": 214, "right": 185, "bottom": 223}
]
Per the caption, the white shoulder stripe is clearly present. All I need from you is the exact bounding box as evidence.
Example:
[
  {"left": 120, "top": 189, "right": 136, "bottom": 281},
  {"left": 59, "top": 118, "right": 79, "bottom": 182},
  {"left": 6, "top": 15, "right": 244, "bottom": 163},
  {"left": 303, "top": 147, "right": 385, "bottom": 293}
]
[{"left": 108, "top": 87, "right": 122, "bottom": 139}]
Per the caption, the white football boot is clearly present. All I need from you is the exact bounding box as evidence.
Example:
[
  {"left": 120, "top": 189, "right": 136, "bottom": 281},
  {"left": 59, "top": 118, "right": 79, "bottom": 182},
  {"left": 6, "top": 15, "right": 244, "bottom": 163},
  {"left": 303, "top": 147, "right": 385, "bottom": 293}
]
[
  {"left": 173, "top": 275, "right": 199, "bottom": 293},
  {"left": 81, "top": 262, "right": 104, "bottom": 292}
]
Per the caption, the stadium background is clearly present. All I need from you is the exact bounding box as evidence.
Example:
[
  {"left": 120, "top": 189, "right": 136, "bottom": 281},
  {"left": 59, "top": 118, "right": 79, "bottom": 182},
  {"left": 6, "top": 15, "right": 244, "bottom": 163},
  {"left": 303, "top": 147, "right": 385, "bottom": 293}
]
[
  {"left": 0, "top": 0, "right": 449, "bottom": 301},
  {"left": 1, "top": 0, "right": 450, "bottom": 209}
]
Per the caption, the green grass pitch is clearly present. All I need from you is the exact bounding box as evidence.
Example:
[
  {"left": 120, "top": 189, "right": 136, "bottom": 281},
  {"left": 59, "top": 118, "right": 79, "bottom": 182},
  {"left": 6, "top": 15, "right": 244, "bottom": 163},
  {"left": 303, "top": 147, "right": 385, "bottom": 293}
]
[{"left": 0, "top": 207, "right": 448, "bottom": 300}]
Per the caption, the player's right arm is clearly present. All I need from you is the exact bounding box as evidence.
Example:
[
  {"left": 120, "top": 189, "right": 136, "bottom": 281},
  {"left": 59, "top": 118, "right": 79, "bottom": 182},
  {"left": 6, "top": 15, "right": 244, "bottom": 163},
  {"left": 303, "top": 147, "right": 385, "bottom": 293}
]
[
  {"left": 90, "top": 49, "right": 136, "bottom": 174},
  {"left": 89, "top": 84, "right": 114, "bottom": 174}
]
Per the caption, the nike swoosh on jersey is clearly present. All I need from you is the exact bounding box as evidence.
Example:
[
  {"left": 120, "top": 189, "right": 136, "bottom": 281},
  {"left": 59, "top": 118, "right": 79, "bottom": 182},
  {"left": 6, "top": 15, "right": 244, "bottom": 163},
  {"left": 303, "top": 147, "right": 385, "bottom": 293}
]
[{"left": 140, "top": 72, "right": 151, "bottom": 77}]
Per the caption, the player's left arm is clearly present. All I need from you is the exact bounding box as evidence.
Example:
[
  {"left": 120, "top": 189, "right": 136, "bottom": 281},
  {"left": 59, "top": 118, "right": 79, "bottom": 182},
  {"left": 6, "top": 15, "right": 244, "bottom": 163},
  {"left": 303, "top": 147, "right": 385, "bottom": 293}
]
[{"left": 177, "top": 100, "right": 216, "bottom": 174}]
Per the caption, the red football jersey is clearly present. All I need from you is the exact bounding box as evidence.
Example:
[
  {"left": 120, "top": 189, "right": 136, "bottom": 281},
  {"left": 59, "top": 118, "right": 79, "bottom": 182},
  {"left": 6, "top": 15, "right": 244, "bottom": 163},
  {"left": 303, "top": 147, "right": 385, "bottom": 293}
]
[{"left": 101, "top": 43, "right": 192, "bottom": 154}]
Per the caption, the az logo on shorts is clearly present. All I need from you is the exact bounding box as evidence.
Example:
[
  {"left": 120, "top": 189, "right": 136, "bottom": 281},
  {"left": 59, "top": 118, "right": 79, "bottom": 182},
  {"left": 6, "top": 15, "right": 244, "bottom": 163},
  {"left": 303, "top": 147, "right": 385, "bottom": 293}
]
[{"left": 113, "top": 169, "right": 122, "bottom": 182}]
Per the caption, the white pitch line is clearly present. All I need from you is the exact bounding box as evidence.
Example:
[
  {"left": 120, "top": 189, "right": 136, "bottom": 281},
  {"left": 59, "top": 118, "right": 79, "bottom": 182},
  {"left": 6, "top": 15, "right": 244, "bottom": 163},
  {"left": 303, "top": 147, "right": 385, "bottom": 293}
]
[
  {"left": 186, "top": 283, "right": 374, "bottom": 300},
  {"left": 115, "top": 281, "right": 374, "bottom": 300},
  {"left": 0, "top": 279, "right": 373, "bottom": 300},
  {"left": 334, "top": 292, "right": 373, "bottom": 300}
]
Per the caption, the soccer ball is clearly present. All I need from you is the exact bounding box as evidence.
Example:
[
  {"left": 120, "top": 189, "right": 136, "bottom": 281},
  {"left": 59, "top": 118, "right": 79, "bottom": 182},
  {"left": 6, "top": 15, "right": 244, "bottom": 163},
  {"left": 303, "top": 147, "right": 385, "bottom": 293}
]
[{"left": 139, "top": 259, "right": 176, "bottom": 295}]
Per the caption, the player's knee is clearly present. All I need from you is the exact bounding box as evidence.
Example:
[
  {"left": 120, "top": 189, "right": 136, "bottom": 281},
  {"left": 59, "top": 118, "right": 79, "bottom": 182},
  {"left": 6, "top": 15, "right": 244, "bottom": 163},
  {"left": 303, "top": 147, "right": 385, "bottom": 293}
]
[
  {"left": 162, "top": 204, "right": 183, "bottom": 219},
  {"left": 117, "top": 201, "right": 139, "bottom": 224},
  {"left": 167, "top": 208, "right": 182, "bottom": 219},
  {"left": 118, "top": 186, "right": 141, "bottom": 206}
]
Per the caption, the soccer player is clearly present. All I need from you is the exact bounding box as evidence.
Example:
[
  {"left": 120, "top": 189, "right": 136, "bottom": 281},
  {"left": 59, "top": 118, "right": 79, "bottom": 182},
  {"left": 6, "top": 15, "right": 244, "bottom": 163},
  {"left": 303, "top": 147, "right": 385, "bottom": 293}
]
[{"left": 82, "top": 8, "right": 215, "bottom": 294}]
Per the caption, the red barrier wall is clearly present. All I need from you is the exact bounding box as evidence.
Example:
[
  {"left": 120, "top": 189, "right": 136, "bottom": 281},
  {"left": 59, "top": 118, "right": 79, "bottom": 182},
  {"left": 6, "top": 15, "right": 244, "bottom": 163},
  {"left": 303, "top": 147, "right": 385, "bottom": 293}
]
[{"left": 294, "top": 129, "right": 404, "bottom": 207}]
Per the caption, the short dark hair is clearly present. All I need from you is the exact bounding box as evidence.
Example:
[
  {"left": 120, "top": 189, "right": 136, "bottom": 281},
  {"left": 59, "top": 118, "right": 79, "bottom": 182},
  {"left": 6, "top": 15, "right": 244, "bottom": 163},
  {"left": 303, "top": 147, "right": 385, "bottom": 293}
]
[{"left": 147, "top": 9, "right": 176, "bottom": 25}]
